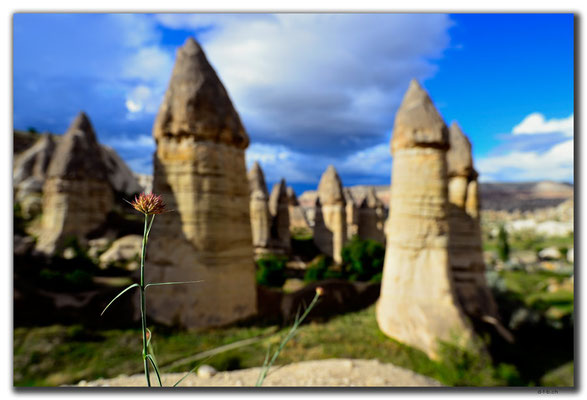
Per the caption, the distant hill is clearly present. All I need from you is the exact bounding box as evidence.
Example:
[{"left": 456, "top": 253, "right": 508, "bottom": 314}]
[{"left": 299, "top": 181, "right": 573, "bottom": 212}]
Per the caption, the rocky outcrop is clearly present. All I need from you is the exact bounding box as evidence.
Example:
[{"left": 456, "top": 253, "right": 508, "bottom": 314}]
[
  {"left": 314, "top": 166, "right": 346, "bottom": 264},
  {"left": 146, "top": 37, "right": 257, "bottom": 328},
  {"left": 248, "top": 162, "right": 271, "bottom": 251},
  {"left": 36, "top": 112, "right": 114, "bottom": 255},
  {"left": 287, "top": 186, "right": 311, "bottom": 231},
  {"left": 376, "top": 80, "right": 472, "bottom": 358},
  {"left": 268, "top": 179, "right": 291, "bottom": 253},
  {"left": 357, "top": 188, "right": 386, "bottom": 243},
  {"left": 13, "top": 130, "right": 142, "bottom": 221},
  {"left": 344, "top": 188, "right": 358, "bottom": 239},
  {"left": 13, "top": 134, "right": 56, "bottom": 218},
  {"left": 100, "top": 146, "right": 143, "bottom": 195},
  {"left": 446, "top": 122, "right": 500, "bottom": 322},
  {"left": 99, "top": 234, "right": 142, "bottom": 270}
]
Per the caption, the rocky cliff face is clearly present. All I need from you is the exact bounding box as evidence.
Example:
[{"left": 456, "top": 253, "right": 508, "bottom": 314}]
[
  {"left": 314, "top": 165, "right": 347, "bottom": 264},
  {"left": 146, "top": 37, "right": 257, "bottom": 328},
  {"left": 36, "top": 112, "right": 114, "bottom": 255},
  {"left": 376, "top": 80, "right": 472, "bottom": 358}
]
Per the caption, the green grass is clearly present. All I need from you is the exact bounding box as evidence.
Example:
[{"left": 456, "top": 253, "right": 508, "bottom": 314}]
[
  {"left": 14, "top": 306, "right": 517, "bottom": 387},
  {"left": 482, "top": 231, "right": 573, "bottom": 256}
]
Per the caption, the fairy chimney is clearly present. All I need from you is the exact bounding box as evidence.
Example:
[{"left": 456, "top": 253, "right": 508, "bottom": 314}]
[
  {"left": 376, "top": 80, "right": 472, "bottom": 358},
  {"left": 269, "top": 179, "right": 291, "bottom": 252},
  {"left": 287, "top": 186, "right": 311, "bottom": 231},
  {"left": 447, "top": 122, "right": 500, "bottom": 321},
  {"left": 314, "top": 165, "right": 347, "bottom": 263},
  {"left": 146, "top": 37, "right": 256, "bottom": 328},
  {"left": 248, "top": 161, "right": 271, "bottom": 250},
  {"left": 36, "top": 112, "right": 113, "bottom": 254},
  {"left": 358, "top": 188, "right": 386, "bottom": 243},
  {"left": 344, "top": 188, "right": 359, "bottom": 239}
]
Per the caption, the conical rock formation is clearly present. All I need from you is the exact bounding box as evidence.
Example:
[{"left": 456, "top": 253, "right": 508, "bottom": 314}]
[
  {"left": 36, "top": 112, "right": 113, "bottom": 254},
  {"left": 314, "top": 165, "right": 346, "bottom": 264},
  {"left": 357, "top": 188, "right": 386, "bottom": 243},
  {"left": 376, "top": 80, "right": 472, "bottom": 358},
  {"left": 287, "top": 186, "right": 311, "bottom": 231},
  {"left": 269, "top": 179, "right": 291, "bottom": 252},
  {"left": 447, "top": 122, "right": 500, "bottom": 323},
  {"left": 344, "top": 188, "right": 358, "bottom": 239},
  {"left": 248, "top": 161, "right": 271, "bottom": 250},
  {"left": 146, "top": 37, "right": 256, "bottom": 328}
]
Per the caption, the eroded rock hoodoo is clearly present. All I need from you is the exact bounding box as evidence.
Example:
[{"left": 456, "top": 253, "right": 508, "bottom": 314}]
[
  {"left": 36, "top": 112, "right": 114, "bottom": 255},
  {"left": 146, "top": 37, "right": 257, "bottom": 328},
  {"left": 314, "top": 165, "right": 347, "bottom": 264},
  {"left": 376, "top": 80, "right": 472, "bottom": 358}
]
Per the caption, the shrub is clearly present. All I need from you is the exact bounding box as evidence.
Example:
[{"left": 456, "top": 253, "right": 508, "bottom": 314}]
[
  {"left": 304, "top": 255, "right": 331, "bottom": 282},
  {"left": 256, "top": 254, "right": 287, "bottom": 288},
  {"left": 340, "top": 236, "right": 385, "bottom": 281}
]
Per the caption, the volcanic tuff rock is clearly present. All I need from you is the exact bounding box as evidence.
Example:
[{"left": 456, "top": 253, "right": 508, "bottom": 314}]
[
  {"left": 344, "top": 188, "right": 358, "bottom": 239},
  {"left": 100, "top": 146, "right": 143, "bottom": 195},
  {"left": 36, "top": 112, "right": 114, "bottom": 255},
  {"left": 13, "top": 134, "right": 56, "bottom": 218},
  {"left": 376, "top": 80, "right": 472, "bottom": 358},
  {"left": 357, "top": 188, "right": 386, "bottom": 243},
  {"left": 248, "top": 162, "right": 271, "bottom": 249},
  {"left": 146, "top": 37, "right": 256, "bottom": 328},
  {"left": 315, "top": 165, "right": 347, "bottom": 264},
  {"left": 287, "top": 186, "right": 311, "bottom": 231},
  {"left": 446, "top": 122, "right": 501, "bottom": 325},
  {"left": 269, "top": 179, "right": 291, "bottom": 252}
]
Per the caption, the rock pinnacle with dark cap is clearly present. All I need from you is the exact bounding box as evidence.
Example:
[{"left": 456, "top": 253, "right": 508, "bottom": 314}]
[
  {"left": 391, "top": 79, "right": 449, "bottom": 154},
  {"left": 446, "top": 121, "right": 474, "bottom": 178},
  {"left": 153, "top": 37, "right": 249, "bottom": 149}
]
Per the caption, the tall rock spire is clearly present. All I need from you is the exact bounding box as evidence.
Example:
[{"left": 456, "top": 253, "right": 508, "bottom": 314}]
[
  {"left": 248, "top": 161, "right": 271, "bottom": 251},
  {"left": 269, "top": 179, "right": 291, "bottom": 252},
  {"left": 376, "top": 81, "right": 472, "bottom": 358},
  {"left": 357, "top": 188, "right": 386, "bottom": 243},
  {"left": 146, "top": 37, "right": 256, "bottom": 328},
  {"left": 314, "top": 165, "right": 347, "bottom": 263},
  {"left": 446, "top": 122, "right": 506, "bottom": 337}
]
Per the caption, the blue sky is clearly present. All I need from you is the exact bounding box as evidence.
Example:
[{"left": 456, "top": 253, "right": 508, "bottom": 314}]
[{"left": 13, "top": 13, "right": 574, "bottom": 195}]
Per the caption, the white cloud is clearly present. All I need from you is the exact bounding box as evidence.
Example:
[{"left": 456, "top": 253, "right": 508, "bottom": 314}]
[
  {"left": 125, "top": 85, "right": 161, "bottom": 116},
  {"left": 339, "top": 142, "right": 391, "bottom": 178},
  {"left": 155, "top": 14, "right": 453, "bottom": 155},
  {"left": 477, "top": 112, "right": 574, "bottom": 182},
  {"left": 477, "top": 139, "right": 573, "bottom": 182},
  {"left": 512, "top": 113, "right": 574, "bottom": 137}
]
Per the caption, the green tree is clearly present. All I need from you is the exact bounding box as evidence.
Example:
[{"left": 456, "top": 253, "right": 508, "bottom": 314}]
[{"left": 497, "top": 225, "right": 510, "bottom": 262}]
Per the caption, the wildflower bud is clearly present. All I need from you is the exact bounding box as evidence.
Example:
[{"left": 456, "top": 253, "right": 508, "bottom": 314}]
[
  {"left": 315, "top": 287, "right": 324, "bottom": 297},
  {"left": 130, "top": 192, "right": 167, "bottom": 215}
]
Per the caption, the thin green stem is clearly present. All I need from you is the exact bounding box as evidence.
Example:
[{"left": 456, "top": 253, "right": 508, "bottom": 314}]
[
  {"left": 140, "top": 213, "right": 150, "bottom": 387},
  {"left": 256, "top": 291, "right": 321, "bottom": 386}
]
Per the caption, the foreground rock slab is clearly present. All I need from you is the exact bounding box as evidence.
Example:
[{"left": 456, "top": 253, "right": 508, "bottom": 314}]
[{"left": 77, "top": 358, "right": 442, "bottom": 387}]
